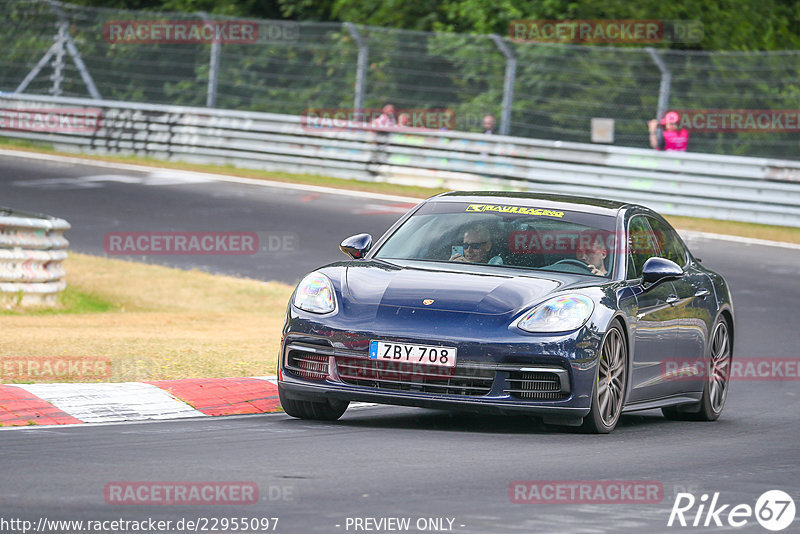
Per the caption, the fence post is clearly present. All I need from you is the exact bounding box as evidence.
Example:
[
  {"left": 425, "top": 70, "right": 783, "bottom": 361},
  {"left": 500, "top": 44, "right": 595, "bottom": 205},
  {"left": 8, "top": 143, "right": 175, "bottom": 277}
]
[
  {"left": 489, "top": 34, "right": 516, "bottom": 136},
  {"left": 49, "top": 22, "right": 67, "bottom": 96},
  {"left": 200, "top": 12, "right": 220, "bottom": 108},
  {"left": 51, "top": 0, "right": 102, "bottom": 99},
  {"left": 344, "top": 23, "right": 368, "bottom": 120},
  {"left": 646, "top": 47, "right": 671, "bottom": 120}
]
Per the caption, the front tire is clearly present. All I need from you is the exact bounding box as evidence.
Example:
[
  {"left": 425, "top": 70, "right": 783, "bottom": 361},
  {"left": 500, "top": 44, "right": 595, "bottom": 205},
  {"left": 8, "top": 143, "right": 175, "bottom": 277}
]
[
  {"left": 662, "top": 316, "right": 732, "bottom": 422},
  {"left": 582, "top": 322, "right": 627, "bottom": 434},
  {"left": 279, "top": 385, "right": 349, "bottom": 421}
]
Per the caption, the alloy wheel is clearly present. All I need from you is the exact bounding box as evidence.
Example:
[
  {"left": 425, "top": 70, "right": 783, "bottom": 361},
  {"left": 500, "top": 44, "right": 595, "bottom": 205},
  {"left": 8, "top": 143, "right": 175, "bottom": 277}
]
[{"left": 598, "top": 327, "right": 626, "bottom": 427}]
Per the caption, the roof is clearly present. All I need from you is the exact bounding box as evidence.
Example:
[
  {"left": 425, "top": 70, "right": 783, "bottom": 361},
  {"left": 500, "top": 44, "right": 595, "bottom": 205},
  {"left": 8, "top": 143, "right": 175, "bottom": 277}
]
[{"left": 433, "top": 191, "right": 630, "bottom": 216}]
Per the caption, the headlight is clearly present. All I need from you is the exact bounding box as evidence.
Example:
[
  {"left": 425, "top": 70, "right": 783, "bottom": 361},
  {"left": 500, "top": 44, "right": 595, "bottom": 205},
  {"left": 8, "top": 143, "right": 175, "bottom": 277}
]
[
  {"left": 516, "top": 294, "right": 594, "bottom": 333},
  {"left": 293, "top": 272, "right": 337, "bottom": 314}
]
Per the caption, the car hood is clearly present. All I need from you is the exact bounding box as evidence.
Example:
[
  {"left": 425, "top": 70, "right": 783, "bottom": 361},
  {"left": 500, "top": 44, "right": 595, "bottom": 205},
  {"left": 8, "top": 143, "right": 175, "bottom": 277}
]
[{"left": 344, "top": 260, "right": 563, "bottom": 316}]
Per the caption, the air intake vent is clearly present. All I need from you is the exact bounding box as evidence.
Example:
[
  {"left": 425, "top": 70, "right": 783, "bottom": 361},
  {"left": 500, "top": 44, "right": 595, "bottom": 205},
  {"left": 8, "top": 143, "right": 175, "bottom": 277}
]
[
  {"left": 286, "top": 351, "right": 329, "bottom": 381},
  {"left": 336, "top": 357, "right": 494, "bottom": 396},
  {"left": 506, "top": 371, "right": 568, "bottom": 400}
]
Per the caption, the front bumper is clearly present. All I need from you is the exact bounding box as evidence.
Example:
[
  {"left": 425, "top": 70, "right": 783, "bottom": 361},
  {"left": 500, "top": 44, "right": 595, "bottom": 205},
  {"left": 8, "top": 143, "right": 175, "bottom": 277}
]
[{"left": 278, "top": 314, "right": 603, "bottom": 420}]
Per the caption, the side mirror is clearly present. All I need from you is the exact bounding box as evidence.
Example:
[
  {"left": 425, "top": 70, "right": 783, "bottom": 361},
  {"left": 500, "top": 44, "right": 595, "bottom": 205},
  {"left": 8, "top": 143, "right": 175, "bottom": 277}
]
[
  {"left": 340, "top": 233, "right": 372, "bottom": 259},
  {"left": 642, "top": 257, "right": 683, "bottom": 284}
]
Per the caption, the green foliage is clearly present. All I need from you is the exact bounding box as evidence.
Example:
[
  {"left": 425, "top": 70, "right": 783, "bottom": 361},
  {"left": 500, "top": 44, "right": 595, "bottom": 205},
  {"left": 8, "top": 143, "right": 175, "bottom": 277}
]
[
  {"left": 1, "top": 0, "right": 797, "bottom": 159},
  {"left": 64, "top": 0, "right": 800, "bottom": 51}
]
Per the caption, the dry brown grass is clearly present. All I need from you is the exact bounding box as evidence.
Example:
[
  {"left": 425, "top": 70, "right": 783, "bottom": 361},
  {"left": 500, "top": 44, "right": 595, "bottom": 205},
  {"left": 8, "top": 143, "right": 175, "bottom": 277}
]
[
  {"left": 0, "top": 253, "right": 294, "bottom": 382},
  {"left": 665, "top": 215, "right": 800, "bottom": 244}
]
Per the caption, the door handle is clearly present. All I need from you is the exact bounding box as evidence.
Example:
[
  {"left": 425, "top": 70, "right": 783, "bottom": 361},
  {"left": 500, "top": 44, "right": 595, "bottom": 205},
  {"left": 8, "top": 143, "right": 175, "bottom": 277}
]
[
  {"left": 666, "top": 294, "right": 679, "bottom": 305},
  {"left": 694, "top": 288, "right": 711, "bottom": 298}
]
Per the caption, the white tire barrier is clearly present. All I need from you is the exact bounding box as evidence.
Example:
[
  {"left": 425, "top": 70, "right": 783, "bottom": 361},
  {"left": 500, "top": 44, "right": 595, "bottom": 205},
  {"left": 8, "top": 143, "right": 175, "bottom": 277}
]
[{"left": 0, "top": 208, "right": 70, "bottom": 306}]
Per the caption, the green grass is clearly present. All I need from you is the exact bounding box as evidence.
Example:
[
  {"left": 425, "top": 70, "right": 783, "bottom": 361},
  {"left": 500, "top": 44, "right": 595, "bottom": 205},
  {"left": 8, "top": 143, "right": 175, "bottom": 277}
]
[
  {"left": 0, "top": 286, "right": 117, "bottom": 316},
  {"left": 0, "top": 137, "right": 54, "bottom": 151},
  {"left": 59, "top": 285, "right": 118, "bottom": 313}
]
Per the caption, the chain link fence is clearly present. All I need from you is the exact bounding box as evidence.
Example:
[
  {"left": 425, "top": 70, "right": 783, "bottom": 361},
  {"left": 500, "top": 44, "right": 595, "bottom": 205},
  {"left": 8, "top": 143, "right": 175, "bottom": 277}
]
[{"left": 0, "top": 0, "right": 798, "bottom": 160}]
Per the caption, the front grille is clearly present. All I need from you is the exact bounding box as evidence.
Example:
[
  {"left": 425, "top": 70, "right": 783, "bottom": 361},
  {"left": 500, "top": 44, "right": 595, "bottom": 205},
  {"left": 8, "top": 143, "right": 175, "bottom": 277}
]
[
  {"left": 285, "top": 351, "right": 329, "bottom": 381},
  {"left": 336, "top": 357, "right": 494, "bottom": 396},
  {"left": 506, "top": 371, "right": 568, "bottom": 400}
]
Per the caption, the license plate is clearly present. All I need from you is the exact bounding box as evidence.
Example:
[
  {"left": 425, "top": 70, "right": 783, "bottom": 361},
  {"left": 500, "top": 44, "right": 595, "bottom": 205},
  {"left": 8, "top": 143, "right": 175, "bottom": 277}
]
[{"left": 369, "top": 341, "right": 457, "bottom": 368}]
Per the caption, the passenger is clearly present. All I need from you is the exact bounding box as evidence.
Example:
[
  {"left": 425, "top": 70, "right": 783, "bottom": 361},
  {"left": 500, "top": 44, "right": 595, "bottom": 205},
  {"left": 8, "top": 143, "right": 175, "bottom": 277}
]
[{"left": 576, "top": 234, "right": 608, "bottom": 276}]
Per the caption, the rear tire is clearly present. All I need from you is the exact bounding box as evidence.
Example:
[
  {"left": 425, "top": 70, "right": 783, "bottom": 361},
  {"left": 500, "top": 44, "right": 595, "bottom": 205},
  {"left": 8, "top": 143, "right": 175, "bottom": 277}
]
[
  {"left": 278, "top": 385, "right": 349, "bottom": 421},
  {"left": 662, "top": 316, "right": 732, "bottom": 422},
  {"left": 582, "top": 321, "right": 627, "bottom": 434}
]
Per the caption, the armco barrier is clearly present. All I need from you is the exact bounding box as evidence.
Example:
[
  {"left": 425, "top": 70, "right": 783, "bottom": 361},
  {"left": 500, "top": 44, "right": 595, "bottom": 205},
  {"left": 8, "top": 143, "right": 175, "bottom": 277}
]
[
  {"left": 1, "top": 93, "right": 799, "bottom": 227},
  {"left": 0, "top": 207, "right": 70, "bottom": 306}
]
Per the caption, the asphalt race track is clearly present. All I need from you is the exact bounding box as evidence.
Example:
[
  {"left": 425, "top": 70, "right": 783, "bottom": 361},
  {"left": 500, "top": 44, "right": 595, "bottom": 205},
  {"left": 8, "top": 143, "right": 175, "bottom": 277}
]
[
  {"left": 1, "top": 151, "right": 799, "bottom": 533},
  {"left": 0, "top": 151, "right": 413, "bottom": 284}
]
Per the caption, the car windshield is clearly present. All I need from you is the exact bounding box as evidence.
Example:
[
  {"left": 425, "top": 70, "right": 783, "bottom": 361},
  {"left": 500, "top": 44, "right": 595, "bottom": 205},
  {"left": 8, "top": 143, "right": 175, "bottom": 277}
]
[{"left": 374, "top": 201, "right": 619, "bottom": 277}]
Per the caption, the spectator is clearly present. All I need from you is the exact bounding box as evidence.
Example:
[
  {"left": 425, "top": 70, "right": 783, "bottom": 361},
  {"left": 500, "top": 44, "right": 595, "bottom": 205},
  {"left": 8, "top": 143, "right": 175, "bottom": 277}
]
[
  {"left": 482, "top": 114, "right": 496, "bottom": 135},
  {"left": 372, "top": 103, "right": 396, "bottom": 128},
  {"left": 397, "top": 113, "right": 411, "bottom": 128},
  {"left": 648, "top": 111, "right": 689, "bottom": 152}
]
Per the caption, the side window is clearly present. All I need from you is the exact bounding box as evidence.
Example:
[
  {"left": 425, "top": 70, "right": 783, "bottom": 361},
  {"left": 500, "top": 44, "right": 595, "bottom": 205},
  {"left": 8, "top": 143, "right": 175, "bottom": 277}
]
[
  {"left": 627, "top": 216, "right": 659, "bottom": 279},
  {"left": 647, "top": 217, "right": 688, "bottom": 267}
]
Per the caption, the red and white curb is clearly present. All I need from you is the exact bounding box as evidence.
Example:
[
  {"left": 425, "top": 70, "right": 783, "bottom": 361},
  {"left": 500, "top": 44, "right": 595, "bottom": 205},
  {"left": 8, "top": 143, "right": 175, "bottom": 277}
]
[{"left": 0, "top": 376, "right": 280, "bottom": 427}]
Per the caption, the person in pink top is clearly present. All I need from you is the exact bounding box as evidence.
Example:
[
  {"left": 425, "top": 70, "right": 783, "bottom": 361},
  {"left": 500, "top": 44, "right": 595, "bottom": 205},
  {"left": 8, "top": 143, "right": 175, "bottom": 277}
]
[
  {"left": 371, "top": 103, "right": 397, "bottom": 129},
  {"left": 648, "top": 110, "right": 689, "bottom": 151}
]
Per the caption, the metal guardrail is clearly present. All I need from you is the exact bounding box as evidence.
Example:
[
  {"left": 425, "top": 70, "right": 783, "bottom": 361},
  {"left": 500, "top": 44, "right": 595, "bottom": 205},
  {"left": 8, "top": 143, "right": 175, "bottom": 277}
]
[
  {"left": 0, "top": 206, "right": 70, "bottom": 306},
  {"left": 2, "top": 93, "right": 800, "bottom": 227}
]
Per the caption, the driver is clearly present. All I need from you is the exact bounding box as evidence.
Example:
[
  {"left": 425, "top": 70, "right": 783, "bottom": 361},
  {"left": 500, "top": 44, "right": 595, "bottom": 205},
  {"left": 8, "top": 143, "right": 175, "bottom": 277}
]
[
  {"left": 576, "top": 233, "right": 608, "bottom": 276},
  {"left": 450, "top": 224, "right": 503, "bottom": 265}
]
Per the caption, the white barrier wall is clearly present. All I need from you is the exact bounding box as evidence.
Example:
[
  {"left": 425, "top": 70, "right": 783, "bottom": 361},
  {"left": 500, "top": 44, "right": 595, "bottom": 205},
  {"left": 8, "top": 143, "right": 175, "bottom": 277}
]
[
  {"left": 1, "top": 93, "right": 799, "bottom": 227},
  {"left": 0, "top": 207, "right": 70, "bottom": 307}
]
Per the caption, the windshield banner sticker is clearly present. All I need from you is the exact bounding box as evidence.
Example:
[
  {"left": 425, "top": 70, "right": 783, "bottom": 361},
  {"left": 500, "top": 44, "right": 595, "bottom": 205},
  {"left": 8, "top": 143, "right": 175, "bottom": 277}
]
[{"left": 465, "top": 204, "right": 564, "bottom": 218}]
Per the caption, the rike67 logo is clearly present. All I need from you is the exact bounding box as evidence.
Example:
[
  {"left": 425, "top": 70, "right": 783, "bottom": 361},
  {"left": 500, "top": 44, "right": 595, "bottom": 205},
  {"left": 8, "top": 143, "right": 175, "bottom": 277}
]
[{"left": 668, "top": 490, "right": 796, "bottom": 531}]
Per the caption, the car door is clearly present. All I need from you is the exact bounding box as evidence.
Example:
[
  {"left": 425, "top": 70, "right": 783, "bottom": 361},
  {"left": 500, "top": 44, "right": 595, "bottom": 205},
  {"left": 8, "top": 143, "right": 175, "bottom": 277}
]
[
  {"left": 647, "top": 216, "right": 714, "bottom": 393},
  {"left": 625, "top": 215, "right": 678, "bottom": 403}
]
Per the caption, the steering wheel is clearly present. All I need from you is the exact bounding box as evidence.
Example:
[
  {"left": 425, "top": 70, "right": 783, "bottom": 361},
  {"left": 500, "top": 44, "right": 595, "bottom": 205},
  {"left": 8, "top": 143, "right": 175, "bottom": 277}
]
[{"left": 551, "top": 258, "right": 595, "bottom": 272}]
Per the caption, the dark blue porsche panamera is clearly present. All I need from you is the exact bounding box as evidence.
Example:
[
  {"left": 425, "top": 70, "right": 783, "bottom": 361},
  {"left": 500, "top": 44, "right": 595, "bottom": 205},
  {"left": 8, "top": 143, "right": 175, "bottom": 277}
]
[{"left": 277, "top": 192, "right": 734, "bottom": 433}]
